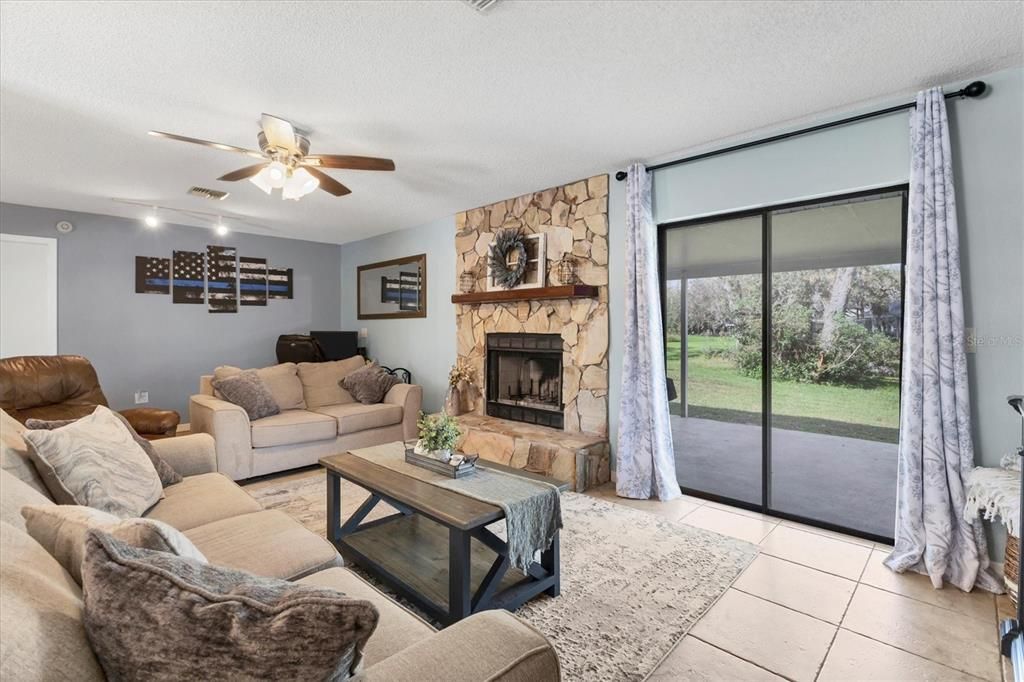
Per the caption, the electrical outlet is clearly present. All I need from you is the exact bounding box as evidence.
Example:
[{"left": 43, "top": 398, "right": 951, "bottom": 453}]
[{"left": 134, "top": 391, "right": 149, "bottom": 404}]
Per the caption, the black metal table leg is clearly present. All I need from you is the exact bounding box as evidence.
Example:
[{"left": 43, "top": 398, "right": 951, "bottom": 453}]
[
  {"left": 541, "top": 532, "right": 560, "bottom": 597},
  {"left": 326, "top": 469, "right": 342, "bottom": 546},
  {"left": 449, "top": 527, "right": 472, "bottom": 624}
]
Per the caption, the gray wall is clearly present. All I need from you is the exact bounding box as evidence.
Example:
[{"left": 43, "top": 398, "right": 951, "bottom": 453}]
[
  {"left": 0, "top": 203, "right": 342, "bottom": 419},
  {"left": 339, "top": 216, "right": 455, "bottom": 413}
]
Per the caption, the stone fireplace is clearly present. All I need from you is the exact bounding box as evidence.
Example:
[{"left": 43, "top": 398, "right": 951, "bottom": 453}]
[
  {"left": 449, "top": 175, "right": 612, "bottom": 491},
  {"left": 486, "top": 333, "right": 564, "bottom": 429}
]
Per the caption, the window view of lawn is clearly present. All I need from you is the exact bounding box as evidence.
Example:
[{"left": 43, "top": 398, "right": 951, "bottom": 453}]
[{"left": 667, "top": 334, "right": 899, "bottom": 442}]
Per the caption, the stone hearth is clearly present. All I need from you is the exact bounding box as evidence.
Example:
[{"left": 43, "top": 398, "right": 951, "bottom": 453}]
[{"left": 454, "top": 414, "right": 610, "bottom": 492}]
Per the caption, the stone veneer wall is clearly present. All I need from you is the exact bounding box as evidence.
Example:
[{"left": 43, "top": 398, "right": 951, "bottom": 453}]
[{"left": 455, "top": 174, "right": 610, "bottom": 436}]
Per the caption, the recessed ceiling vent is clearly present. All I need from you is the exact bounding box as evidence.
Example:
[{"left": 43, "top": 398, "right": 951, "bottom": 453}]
[
  {"left": 462, "top": 0, "right": 499, "bottom": 12},
  {"left": 187, "top": 186, "right": 230, "bottom": 201}
]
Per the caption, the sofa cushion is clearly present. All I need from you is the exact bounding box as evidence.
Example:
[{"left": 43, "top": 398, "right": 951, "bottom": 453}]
[
  {"left": 23, "top": 406, "right": 164, "bottom": 517},
  {"left": 299, "top": 567, "right": 434, "bottom": 668},
  {"left": 144, "top": 472, "right": 262, "bottom": 531},
  {"left": 81, "top": 531, "right": 378, "bottom": 682},
  {"left": 297, "top": 357, "right": 365, "bottom": 408},
  {"left": 1, "top": 468, "right": 53, "bottom": 531},
  {"left": 184, "top": 509, "right": 342, "bottom": 580},
  {"left": 0, "top": 521, "right": 104, "bottom": 681},
  {"left": 340, "top": 363, "right": 399, "bottom": 405},
  {"left": 1, "top": 408, "right": 51, "bottom": 498},
  {"left": 250, "top": 409, "right": 338, "bottom": 448},
  {"left": 26, "top": 412, "right": 182, "bottom": 487},
  {"left": 212, "top": 370, "right": 281, "bottom": 420},
  {"left": 313, "top": 403, "right": 404, "bottom": 436},
  {"left": 214, "top": 362, "right": 306, "bottom": 411},
  {"left": 22, "top": 504, "right": 207, "bottom": 585}
]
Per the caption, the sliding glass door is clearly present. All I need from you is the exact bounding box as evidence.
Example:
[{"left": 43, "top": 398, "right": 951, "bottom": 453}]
[{"left": 660, "top": 188, "right": 906, "bottom": 541}]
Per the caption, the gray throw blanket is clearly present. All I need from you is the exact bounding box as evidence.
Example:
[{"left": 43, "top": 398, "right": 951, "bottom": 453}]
[
  {"left": 350, "top": 444, "right": 562, "bottom": 573},
  {"left": 437, "top": 467, "right": 562, "bottom": 573}
]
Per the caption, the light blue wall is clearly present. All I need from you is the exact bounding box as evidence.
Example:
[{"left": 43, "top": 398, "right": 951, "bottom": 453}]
[
  {"left": 339, "top": 216, "right": 456, "bottom": 413},
  {"left": 334, "top": 67, "right": 1022, "bottom": 560},
  {"left": 0, "top": 203, "right": 343, "bottom": 419}
]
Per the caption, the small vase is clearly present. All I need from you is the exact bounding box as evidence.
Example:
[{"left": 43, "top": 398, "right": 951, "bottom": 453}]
[{"left": 445, "top": 385, "right": 463, "bottom": 416}]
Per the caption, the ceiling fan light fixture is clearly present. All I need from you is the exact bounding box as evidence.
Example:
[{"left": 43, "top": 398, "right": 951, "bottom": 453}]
[
  {"left": 282, "top": 167, "right": 319, "bottom": 200},
  {"left": 248, "top": 167, "right": 275, "bottom": 194},
  {"left": 143, "top": 207, "right": 160, "bottom": 228},
  {"left": 266, "top": 160, "right": 287, "bottom": 187},
  {"left": 214, "top": 219, "right": 229, "bottom": 237}
]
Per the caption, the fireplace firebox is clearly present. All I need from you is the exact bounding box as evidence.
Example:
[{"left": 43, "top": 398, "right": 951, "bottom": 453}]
[{"left": 486, "top": 333, "right": 564, "bottom": 429}]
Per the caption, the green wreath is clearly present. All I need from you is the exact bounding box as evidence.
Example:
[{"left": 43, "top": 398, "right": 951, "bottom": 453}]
[{"left": 488, "top": 228, "right": 528, "bottom": 289}]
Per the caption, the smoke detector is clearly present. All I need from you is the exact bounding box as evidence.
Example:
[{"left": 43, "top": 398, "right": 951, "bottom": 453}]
[
  {"left": 187, "top": 186, "right": 230, "bottom": 201},
  {"left": 462, "top": 0, "right": 499, "bottom": 12}
]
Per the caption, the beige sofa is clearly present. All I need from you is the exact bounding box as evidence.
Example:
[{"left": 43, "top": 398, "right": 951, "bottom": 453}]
[
  {"left": 0, "top": 410, "right": 560, "bottom": 681},
  {"left": 190, "top": 359, "right": 422, "bottom": 480}
]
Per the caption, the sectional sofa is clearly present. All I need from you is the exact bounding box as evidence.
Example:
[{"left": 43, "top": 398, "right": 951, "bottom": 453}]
[{"left": 0, "top": 410, "right": 560, "bottom": 681}]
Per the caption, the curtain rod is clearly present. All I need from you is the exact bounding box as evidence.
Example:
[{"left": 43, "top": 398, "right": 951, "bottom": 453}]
[{"left": 614, "top": 80, "right": 987, "bottom": 182}]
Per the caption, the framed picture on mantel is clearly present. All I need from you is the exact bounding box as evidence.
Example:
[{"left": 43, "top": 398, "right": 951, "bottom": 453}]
[{"left": 357, "top": 254, "right": 427, "bottom": 319}]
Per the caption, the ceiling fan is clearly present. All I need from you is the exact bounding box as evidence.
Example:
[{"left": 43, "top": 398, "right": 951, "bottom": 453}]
[{"left": 148, "top": 114, "right": 395, "bottom": 200}]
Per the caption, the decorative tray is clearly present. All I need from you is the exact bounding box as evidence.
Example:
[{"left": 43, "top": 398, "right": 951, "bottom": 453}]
[{"left": 404, "top": 448, "right": 479, "bottom": 479}]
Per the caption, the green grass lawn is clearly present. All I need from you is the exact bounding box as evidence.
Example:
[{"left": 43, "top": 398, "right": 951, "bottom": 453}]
[{"left": 666, "top": 335, "right": 899, "bottom": 443}]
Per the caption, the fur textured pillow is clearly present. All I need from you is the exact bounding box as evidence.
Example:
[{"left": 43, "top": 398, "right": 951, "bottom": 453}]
[
  {"left": 23, "top": 406, "right": 164, "bottom": 517},
  {"left": 211, "top": 370, "right": 280, "bottom": 420},
  {"left": 339, "top": 364, "right": 399, "bottom": 405},
  {"left": 21, "top": 504, "right": 206, "bottom": 585},
  {"left": 81, "top": 530, "right": 379, "bottom": 682},
  {"left": 26, "top": 414, "right": 182, "bottom": 487}
]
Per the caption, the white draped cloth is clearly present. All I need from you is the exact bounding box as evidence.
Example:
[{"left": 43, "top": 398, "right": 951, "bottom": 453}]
[{"left": 615, "top": 162, "right": 682, "bottom": 501}]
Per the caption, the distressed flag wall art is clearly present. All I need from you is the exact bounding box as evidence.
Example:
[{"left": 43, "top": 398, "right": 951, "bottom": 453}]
[
  {"left": 268, "top": 267, "right": 293, "bottom": 299},
  {"left": 207, "top": 245, "right": 238, "bottom": 313},
  {"left": 172, "top": 250, "right": 205, "bottom": 304},
  {"left": 134, "top": 256, "right": 170, "bottom": 294},
  {"left": 239, "top": 256, "right": 267, "bottom": 306}
]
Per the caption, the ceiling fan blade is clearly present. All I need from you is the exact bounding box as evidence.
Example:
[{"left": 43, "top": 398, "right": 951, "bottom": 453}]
[
  {"left": 303, "top": 167, "right": 352, "bottom": 196},
  {"left": 148, "top": 131, "right": 266, "bottom": 159},
  {"left": 260, "top": 113, "right": 298, "bottom": 152},
  {"left": 304, "top": 155, "right": 395, "bottom": 171},
  {"left": 218, "top": 164, "right": 268, "bottom": 182}
]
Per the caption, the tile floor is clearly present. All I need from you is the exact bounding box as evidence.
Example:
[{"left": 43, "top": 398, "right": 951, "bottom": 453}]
[{"left": 586, "top": 482, "right": 1010, "bottom": 682}]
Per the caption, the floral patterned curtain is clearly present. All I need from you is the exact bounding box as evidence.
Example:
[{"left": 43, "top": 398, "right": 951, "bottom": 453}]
[
  {"left": 616, "top": 163, "right": 682, "bottom": 501},
  {"left": 884, "top": 88, "right": 1001, "bottom": 593}
]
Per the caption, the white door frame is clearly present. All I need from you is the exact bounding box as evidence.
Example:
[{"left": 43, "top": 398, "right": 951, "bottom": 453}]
[{"left": 0, "top": 233, "right": 58, "bottom": 356}]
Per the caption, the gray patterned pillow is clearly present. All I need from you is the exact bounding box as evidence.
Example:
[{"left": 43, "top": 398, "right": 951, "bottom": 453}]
[
  {"left": 339, "top": 364, "right": 399, "bottom": 405},
  {"left": 26, "top": 414, "right": 182, "bottom": 487},
  {"left": 24, "top": 406, "right": 164, "bottom": 517},
  {"left": 81, "top": 530, "right": 379, "bottom": 681},
  {"left": 211, "top": 370, "right": 280, "bottom": 420}
]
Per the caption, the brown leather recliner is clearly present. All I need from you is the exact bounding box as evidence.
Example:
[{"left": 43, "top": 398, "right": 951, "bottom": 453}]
[{"left": 0, "top": 355, "right": 180, "bottom": 438}]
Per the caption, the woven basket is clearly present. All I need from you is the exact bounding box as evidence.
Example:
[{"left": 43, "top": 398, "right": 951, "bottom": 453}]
[{"left": 1006, "top": 533, "right": 1019, "bottom": 606}]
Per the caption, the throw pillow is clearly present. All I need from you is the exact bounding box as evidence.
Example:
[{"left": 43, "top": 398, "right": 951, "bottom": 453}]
[
  {"left": 297, "top": 356, "right": 366, "bottom": 408},
  {"left": 339, "top": 364, "right": 399, "bottom": 405},
  {"left": 23, "top": 406, "right": 164, "bottom": 517},
  {"left": 21, "top": 504, "right": 206, "bottom": 585},
  {"left": 213, "top": 363, "right": 306, "bottom": 410},
  {"left": 26, "top": 413, "right": 182, "bottom": 487},
  {"left": 211, "top": 371, "right": 280, "bottom": 420},
  {"left": 81, "top": 530, "right": 379, "bottom": 682}
]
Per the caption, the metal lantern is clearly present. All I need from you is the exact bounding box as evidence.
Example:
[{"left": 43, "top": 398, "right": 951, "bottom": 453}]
[
  {"left": 459, "top": 269, "right": 476, "bottom": 294},
  {"left": 556, "top": 254, "right": 578, "bottom": 285}
]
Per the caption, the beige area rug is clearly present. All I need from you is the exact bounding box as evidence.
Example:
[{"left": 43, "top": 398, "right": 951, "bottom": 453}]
[{"left": 245, "top": 468, "right": 757, "bottom": 681}]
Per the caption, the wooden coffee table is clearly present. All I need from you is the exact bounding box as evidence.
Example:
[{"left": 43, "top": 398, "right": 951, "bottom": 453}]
[{"left": 320, "top": 450, "right": 568, "bottom": 626}]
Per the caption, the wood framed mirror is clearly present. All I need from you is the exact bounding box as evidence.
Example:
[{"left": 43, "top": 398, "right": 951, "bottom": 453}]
[{"left": 357, "top": 254, "right": 427, "bottom": 319}]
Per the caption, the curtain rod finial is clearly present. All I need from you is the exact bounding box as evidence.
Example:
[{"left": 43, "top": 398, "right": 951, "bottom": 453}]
[
  {"left": 615, "top": 170, "right": 628, "bottom": 181},
  {"left": 964, "top": 81, "right": 986, "bottom": 98}
]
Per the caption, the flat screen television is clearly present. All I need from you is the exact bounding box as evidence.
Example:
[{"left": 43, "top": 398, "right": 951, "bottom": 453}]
[{"left": 310, "top": 331, "right": 359, "bottom": 361}]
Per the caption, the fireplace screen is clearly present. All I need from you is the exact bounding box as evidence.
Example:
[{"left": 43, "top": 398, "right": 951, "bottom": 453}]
[{"left": 486, "top": 333, "right": 564, "bottom": 429}]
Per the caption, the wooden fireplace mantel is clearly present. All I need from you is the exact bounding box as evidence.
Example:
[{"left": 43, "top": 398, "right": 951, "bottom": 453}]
[{"left": 451, "top": 284, "right": 598, "bottom": 305}]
